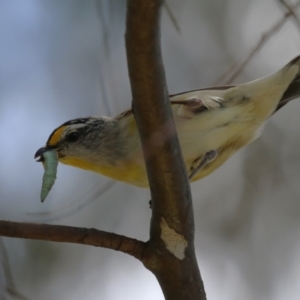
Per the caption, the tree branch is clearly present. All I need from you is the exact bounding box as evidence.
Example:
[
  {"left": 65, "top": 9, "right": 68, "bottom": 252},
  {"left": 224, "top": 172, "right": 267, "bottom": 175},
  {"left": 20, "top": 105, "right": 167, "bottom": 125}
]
[
  {"left": 126, "top": 1, "right": 206, "bottom": 299},
  {"left": 0, "top": 220, "right": 145, "bottom": 260}
]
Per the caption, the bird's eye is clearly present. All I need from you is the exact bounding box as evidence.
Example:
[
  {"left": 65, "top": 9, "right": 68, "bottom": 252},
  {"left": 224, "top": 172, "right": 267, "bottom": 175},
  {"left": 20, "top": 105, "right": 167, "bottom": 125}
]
[{"left": 66, "top": 132, "right": 79, "bottom": 143}]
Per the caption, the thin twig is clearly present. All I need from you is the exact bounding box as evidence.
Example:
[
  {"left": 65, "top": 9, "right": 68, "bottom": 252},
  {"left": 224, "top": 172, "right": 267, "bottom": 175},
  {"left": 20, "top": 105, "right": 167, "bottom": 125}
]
[
  {"left": 278, "top": 0, "right": 300, "bottom": 29},
  {"left": 217, "top": 1, "right": 300, "bottom": 85},
  {"left": 215, "top": 61, "right": 237, "bottom": 85},
  {"left": 164, "top": 1, "right": 181, "bottom": 33},
  {"left": 0, "top": 239, "right": 29, "bottom": 300},
  {"left": 27, "top": 180, "right": 115, "bottom": 222}
]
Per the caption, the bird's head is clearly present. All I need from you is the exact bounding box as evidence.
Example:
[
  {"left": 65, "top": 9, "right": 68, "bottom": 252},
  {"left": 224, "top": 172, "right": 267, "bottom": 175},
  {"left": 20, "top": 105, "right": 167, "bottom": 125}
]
[{"left": 34, "top": 117, "right": 119, "bottom": 171}]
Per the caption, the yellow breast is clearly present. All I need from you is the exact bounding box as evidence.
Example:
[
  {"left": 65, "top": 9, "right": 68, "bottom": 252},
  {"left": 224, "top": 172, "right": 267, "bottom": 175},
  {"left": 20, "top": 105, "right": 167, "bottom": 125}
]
[{"left": 60, "top": 156, "right": 149, "bottom": 187}]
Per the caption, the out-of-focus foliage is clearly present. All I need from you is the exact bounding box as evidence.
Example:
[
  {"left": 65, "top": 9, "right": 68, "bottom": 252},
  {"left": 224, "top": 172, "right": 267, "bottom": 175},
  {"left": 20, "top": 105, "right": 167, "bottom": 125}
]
[{"left": 1, "top": 0, "right": 300, "bottom": 299}]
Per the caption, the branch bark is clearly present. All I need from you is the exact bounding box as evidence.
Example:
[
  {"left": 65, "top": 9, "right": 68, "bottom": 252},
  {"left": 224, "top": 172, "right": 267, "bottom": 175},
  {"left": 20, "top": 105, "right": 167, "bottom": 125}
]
[
  {"left": 0, "top": 220, "right": 145, "bottom": 260},
  {"left": 126, "top": 0, "right": 206, "bottom": 299}
]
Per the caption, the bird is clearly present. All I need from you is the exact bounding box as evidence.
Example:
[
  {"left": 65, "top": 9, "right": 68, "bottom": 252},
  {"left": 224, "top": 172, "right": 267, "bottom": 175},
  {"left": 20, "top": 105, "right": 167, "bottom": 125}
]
[{"left": 35, "top": 55, "right": 300, "bottom": 188}]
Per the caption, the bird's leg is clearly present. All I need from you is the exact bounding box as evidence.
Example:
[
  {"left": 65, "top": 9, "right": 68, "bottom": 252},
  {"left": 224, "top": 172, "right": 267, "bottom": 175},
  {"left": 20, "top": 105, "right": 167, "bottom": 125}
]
[
  {"left": 148, "top": 150, "right": 217, "bottom": 209},
  {"left": 189, "top": 150, "right": 218, "bottom": 180}
]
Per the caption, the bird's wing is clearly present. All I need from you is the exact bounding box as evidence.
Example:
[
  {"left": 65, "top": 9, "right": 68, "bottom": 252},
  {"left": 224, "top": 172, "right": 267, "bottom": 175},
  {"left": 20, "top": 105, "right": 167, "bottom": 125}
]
[
  {"left": 115, "top": 77, "right": 300, "bottom": 120},
  {"left": 170, "top": 86, "right": 233, "bottom": 119},
  {"left": 115, "top": 86, "right": 235, "bottom": 120}
]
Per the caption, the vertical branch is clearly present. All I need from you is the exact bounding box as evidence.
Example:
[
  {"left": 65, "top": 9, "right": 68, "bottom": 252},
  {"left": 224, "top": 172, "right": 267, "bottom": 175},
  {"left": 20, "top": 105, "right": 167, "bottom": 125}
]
[{"left": 126, "top": 1, "right": 206, "bottom": 299}]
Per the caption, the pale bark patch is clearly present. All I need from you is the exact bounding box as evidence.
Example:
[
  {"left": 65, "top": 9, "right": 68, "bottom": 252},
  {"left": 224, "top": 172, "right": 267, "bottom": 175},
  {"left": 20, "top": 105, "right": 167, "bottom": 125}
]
[{"left": 160, "top": 218, "right": 188, "bottom": 260}]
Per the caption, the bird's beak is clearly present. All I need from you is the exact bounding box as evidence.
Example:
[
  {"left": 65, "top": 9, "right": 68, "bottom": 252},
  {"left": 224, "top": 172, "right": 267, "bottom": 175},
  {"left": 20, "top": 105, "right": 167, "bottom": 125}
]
[{"left": 34, "top": 146, "right": 56, "bottom": 162}]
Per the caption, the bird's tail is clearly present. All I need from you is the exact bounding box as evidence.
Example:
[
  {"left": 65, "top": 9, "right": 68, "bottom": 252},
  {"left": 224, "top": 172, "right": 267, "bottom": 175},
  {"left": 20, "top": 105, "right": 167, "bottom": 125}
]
[{"left": 276, "top": 55, "right": 300, "bottom": 113}]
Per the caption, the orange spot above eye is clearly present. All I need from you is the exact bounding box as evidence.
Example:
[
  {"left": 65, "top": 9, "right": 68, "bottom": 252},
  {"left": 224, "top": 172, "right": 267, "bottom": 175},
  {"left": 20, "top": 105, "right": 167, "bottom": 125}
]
[{"left": 48, "top": 126, "right": 67, "bottom": 146}]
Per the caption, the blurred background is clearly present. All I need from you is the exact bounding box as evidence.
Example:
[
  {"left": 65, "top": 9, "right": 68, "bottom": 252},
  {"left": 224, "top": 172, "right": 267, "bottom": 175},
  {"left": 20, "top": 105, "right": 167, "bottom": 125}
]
[{"left": 1, "top": 0, "right": 300, "bottom": 299}]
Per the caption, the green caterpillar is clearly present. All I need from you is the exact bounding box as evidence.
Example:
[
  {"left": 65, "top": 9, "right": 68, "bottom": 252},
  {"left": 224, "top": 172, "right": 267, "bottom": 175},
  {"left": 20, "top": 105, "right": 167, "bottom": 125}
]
[{"left": 40, "top": 150, "right": 58, "bottom": 202}]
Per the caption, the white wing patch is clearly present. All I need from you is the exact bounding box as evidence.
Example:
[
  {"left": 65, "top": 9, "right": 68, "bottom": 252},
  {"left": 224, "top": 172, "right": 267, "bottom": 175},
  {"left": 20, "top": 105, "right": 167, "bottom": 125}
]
[
  {"left": 171, "top": 90, "right": 225, "bottom": 119},
  {"left": 202, "top": 95, "right": 224, "bottom": 109}
]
